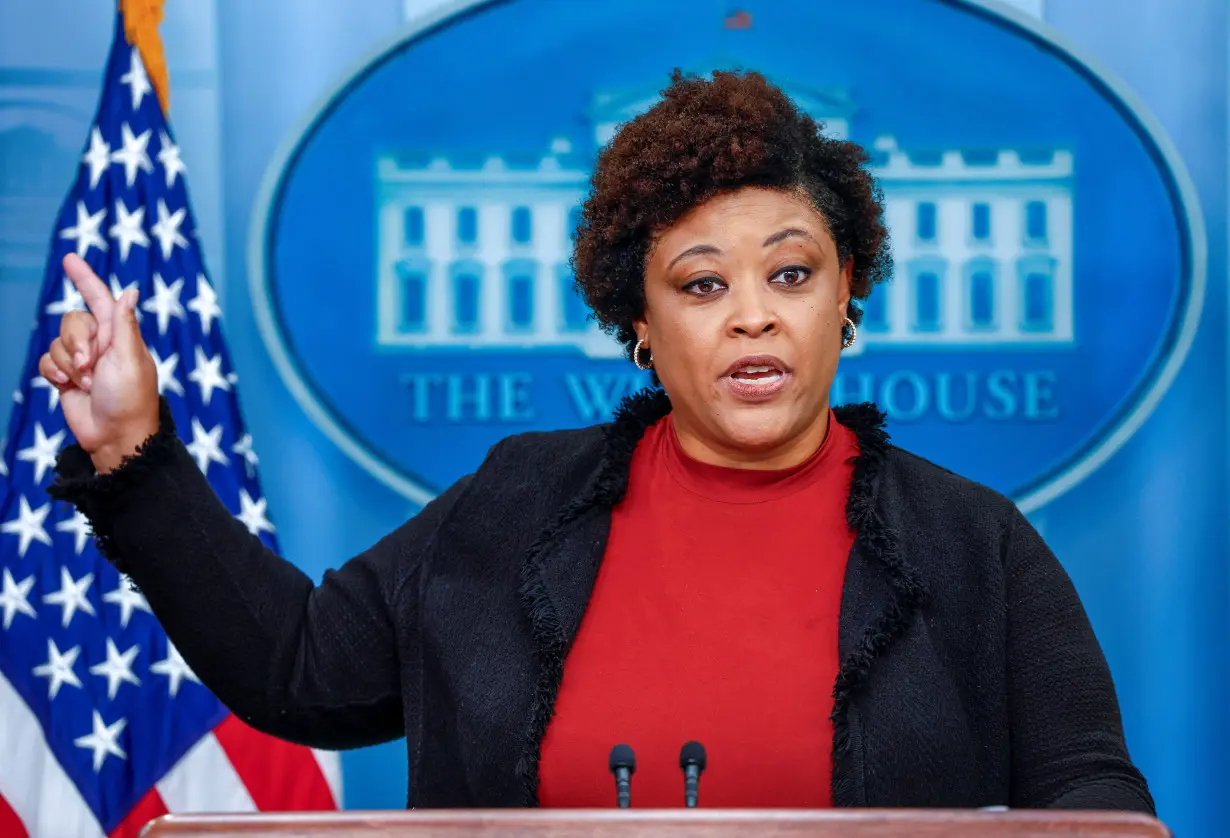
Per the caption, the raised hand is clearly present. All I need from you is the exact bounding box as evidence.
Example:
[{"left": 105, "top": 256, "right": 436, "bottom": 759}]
[{"left": 37, "top": 253, "right": 160, "bottom": 473}]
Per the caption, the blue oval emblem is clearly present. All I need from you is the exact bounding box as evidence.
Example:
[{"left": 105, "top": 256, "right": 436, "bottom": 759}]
[{"left": 251, "top": 0, "right": 1204, "bottom": 511}]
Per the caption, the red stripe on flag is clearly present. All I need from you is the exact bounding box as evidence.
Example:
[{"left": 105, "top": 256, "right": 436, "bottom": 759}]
[
  {"left": 0, "top": 792, "right": 30, "bottom": 838},
  {"left": 213, "top": 715, "right": 337, "bottom": 810},
  {"left": 108, "top": 787, "right": 168, "bottom": 838}
]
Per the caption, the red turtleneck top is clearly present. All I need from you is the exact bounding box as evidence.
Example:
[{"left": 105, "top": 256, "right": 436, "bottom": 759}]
[{"left": 537, "top": 411, "right": 859, "bottom": 808}]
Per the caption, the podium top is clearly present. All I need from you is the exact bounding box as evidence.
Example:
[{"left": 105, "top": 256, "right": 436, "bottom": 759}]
[{"left": 140, "top": 808, "right": 1170, "bottom": 838}]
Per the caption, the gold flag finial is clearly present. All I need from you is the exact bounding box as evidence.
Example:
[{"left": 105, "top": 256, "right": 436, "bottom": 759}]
[{"left": 118, "top": 0, "right": 170, "bottom": 114}]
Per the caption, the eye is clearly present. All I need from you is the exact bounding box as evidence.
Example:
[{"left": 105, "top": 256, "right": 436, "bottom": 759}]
[
  {"left": 772, "top": 265, "right": 812, "bottom": 286},
  {"left": 682, "top": 277, "right": 726, "bottom": 296}
]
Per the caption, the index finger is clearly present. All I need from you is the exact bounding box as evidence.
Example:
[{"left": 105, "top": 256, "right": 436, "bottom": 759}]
[{"left": 63, "top": 253, "right": 115, "bottom": 321}]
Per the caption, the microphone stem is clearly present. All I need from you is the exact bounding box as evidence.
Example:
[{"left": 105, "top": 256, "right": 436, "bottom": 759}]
[{"left": 685, "top": 767, "right": 700, "bottom": 807}]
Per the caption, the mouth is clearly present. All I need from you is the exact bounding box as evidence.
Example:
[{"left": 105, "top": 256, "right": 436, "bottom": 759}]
[{"left": 720, "top": 355, "right": 792, "bottom": 401}]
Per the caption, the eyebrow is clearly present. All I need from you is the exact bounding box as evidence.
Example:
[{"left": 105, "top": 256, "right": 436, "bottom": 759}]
[
  {"left": 667, "top": 244, "right": 722, "bottom": 271},
  {"left": 666, "top": 228, "right": 817, "bottom": 271},
  {"left": 762, "top": 228, "right": 815, "bottom": 247}
]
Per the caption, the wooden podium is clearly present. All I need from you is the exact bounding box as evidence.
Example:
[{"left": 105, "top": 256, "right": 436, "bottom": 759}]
[{"left": 140, "top": 809, "right": 1171, "bottom": 837}]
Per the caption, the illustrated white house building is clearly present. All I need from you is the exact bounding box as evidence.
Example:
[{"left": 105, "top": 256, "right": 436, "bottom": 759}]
[{"left": 375, "top": 82, "right": 1073, "bottom": 358}]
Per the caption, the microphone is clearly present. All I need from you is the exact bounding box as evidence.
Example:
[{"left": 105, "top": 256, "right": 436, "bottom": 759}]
[
  {"left": 679, "top": 741, "right": 707, "bottom": 807},
  {"left": 608, "top": 744, "right": 636, "bottom": 808}
]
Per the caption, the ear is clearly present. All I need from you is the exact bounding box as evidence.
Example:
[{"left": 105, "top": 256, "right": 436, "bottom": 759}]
[
  {"left": 632, "top": 316, "right": 649, "bottom": 344},
  {"left": 838, "top": 257, "right": 854, "bottom": 317}
]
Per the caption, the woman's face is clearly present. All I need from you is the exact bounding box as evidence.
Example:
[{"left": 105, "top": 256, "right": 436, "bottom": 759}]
[{"left": 636, "top": 186, "right": 852, "bottom": 469}]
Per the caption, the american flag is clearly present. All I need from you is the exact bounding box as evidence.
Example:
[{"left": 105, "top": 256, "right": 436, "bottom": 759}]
[{"left": 0, "top": 10, "right": 341, "bottom": 837}]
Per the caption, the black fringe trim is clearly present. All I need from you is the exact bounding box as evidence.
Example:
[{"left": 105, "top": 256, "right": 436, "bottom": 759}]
[
  {"left": 46, "top": 396, "right": 179, "bottom": 573},
  {"left": 828, "top": 402, "right": 925, "bottom": 807},
  {"left": 591, "top": 387, "right": 670, "bottom": 507},
  {"left": 514, "top": 386, "right": 670, "bottom": 806}
]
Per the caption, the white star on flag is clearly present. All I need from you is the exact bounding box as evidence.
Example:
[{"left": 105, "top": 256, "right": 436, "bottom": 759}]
[
  {"left": 119, "top": 49, "right": 151, "bottom": 109},
  {"left": 16, "top": 422, "right": 66, "bottom": 485},
  {"left": 42, "top": 567, "right": 96, "bottom": 628},
  {"left": 1, "top": 495, "right": 53, "bottom": 558},
  {"left": 56, "top": 509, "right": 93, "bottom": 556},
  {"left": 102, "top": 576, "right": 152, "bottom": 628},
  {"left": 188, "top": 347, "right": 231, "bottom": 406},
  {"left": 141, "top": 273, "right": 186, "bottom": 335},
  {"left": 187, "top": 274, "right": 221, "bottom": 335},
  {"left": 89, "top": 638, "right": 141, "bottom": 700},
  {"left": 0, "top": 437, "right": 8, "bottom": 479},
  {"left": 33, "top": 638, "right": 84, "bottom": 699},
  {"left": 45, "top": 277, "right": 87, "bottom": 318},
  {"left": 150, "top": 348, "right": 184, "bottom": 397},
  {"left": 59, "top": 202, "right": 108, "bottom": 258},
  {"left": 29, "top": 375, "right": 61, "bottom": 414},
  {"left": 108, "top": 200, "right": 149, "bottom": 262},
  {"left": 75, "top": 711, "right": 128, "bottom": 773},
  {"left": 82, "top": 127, "right": 111, "bottom": 189},
  {"left": 157, "top": 130, "right": 186, "bottom": 187},
  {"left": 185, "top": 418, "right": 229, "bottom": 475},
  {"left": 150, "top": 641, "right": 201, "bottom": 697},
  {"left": 150, "top": 198, "right": 188, "bottom": 260},
  {"left": 0, "top": 569, "right": 36, "bottom": 630},
  {"left": 236, "top": 489, "right": 276, "bottom": 537},
  {"left": 232, "top": 433, "right": 260, "bottom": 479},
  {"left": 111, "top": 123, "right": 154, "bottom": 187}
]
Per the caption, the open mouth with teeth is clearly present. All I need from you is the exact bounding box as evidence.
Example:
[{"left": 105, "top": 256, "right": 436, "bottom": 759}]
[
  {"left": 729, "top": 365, "right": 784, "bottom": 383},
  {"left": 722, "top": 359, "right": 791, "bottom": 401}
]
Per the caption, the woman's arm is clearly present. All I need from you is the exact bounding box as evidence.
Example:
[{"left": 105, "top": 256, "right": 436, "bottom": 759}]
[
  {"left": 1003, "top": 508, "right": 1155, "bottom": 813},
  {"left": 49, "top": 398, "right": 472, "bottom": 751}
]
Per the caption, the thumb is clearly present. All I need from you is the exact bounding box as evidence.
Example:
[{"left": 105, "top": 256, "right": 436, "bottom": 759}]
[{"left": 110, "top": 288, "right": 144, "bottom": 356}]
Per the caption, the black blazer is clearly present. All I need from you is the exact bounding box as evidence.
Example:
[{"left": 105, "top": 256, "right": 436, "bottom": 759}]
[{"left": 50, "top": 389, "right": 1154, "bottom": 813}]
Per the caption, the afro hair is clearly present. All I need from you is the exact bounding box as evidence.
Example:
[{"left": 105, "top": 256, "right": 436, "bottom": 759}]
[{"left": 571, "top": 69, "right": 893, "bottom": 358}]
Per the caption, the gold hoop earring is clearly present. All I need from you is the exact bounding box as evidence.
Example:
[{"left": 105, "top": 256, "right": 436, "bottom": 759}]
[
  {"left": 841, "top": 317, "right": 857, "bottom": 350},
  {"left": 633, "top": 338, "right": 653, "bottom": 370}
]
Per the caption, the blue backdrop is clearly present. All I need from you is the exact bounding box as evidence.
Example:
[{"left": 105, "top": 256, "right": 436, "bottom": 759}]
[{"left": 0, "top": 1, "right": 1226, "bottom": 835}]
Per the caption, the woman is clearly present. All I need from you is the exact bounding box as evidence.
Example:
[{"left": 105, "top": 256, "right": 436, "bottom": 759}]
[{"left": 42, "top": 70, "right": 1153, "bottom": 812}]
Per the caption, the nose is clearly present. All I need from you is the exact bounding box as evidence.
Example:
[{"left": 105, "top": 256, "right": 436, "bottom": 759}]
[{"left": 727, "top": 280, "right": 778, "bottom": 337}]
